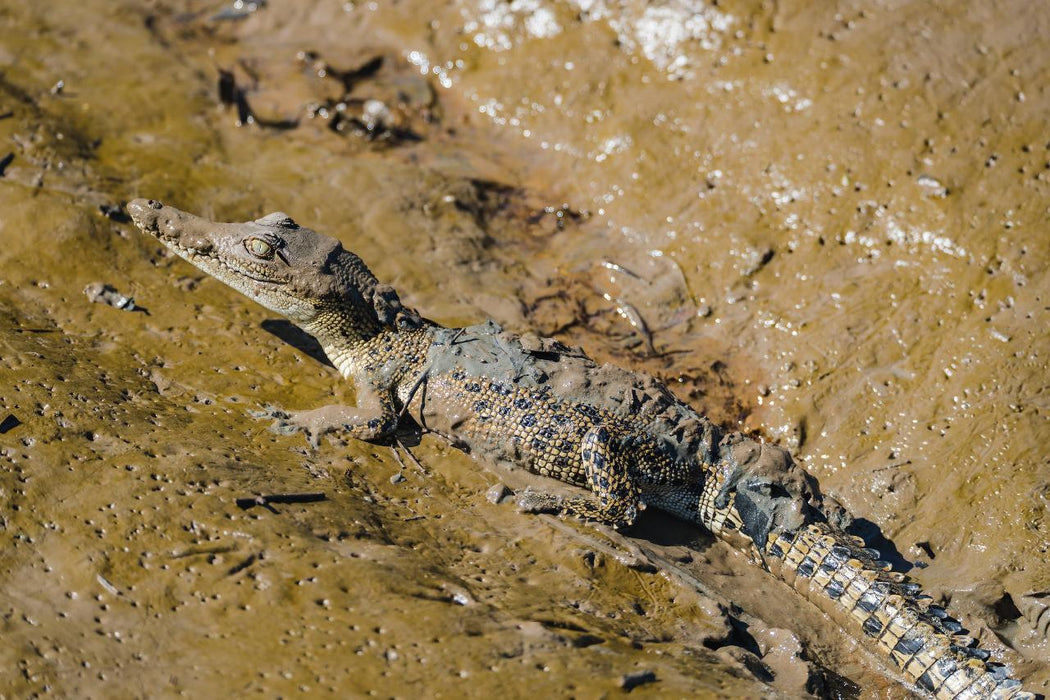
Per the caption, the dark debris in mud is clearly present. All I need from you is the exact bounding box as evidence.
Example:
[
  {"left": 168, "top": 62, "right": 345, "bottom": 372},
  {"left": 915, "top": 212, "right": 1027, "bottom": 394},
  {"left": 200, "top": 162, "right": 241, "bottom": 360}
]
[
  {"left": 305, "top": 53, "right": 383, "bottom": 94},
  {"left": 84, "top": 282, "right": 144, "bottom": 313},
  {"left": 212, "top": 48, "right": 438, "bottom": 144},
  {"left": 485, "top": 482, "right": 511, "bottom": 504},
  {"left": 217, "top": 67, "right": 299, "bottom": 130},
  {"left": 98, "top": 202, "right": 130, "bottom": 223},
  {"left": 0, "top": 413, "right": 21, "bottom": 434},
  {"left": 235, "top": 492, "right": 326, "bottom": 511},
  {"left": 321, "top": 100, "right": 423, "bottom": 145},
  {"left": 307, "top": 52, "right": 437, "bottom": 144},
  {"left": 618, "top": 669, "right": 657, "bottom": 690},
  {"left": 529, "top": 202, "right": 587, "bottom": 232}
]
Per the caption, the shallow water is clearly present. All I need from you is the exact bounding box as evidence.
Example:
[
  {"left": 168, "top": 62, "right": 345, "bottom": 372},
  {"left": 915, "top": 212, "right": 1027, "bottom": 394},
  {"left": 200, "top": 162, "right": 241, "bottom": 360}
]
[{"left": 0, "top": 0, "right": 1047, "bottom": 696}]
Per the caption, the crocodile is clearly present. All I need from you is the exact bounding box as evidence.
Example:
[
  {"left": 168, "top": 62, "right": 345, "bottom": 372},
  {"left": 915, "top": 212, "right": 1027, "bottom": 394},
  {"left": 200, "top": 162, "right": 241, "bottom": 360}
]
[{"left": 127, "top": 198, "right": 1035, "bottom": 700}]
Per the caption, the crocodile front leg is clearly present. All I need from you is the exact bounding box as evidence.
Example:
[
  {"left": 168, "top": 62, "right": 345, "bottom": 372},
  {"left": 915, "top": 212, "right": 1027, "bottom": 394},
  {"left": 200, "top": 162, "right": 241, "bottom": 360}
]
[{"left": 268, "top": 379, "right": 399, "bottom": 448}]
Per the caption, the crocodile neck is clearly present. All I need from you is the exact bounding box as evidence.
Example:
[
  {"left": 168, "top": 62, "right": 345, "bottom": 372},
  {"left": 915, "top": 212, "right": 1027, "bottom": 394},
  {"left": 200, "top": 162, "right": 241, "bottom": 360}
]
[
  {"left": 302, "top": 307, "right": 385, "bottom": 378},
  {"left": 315, "top": 323, "right": 435, "bottom": 380}
]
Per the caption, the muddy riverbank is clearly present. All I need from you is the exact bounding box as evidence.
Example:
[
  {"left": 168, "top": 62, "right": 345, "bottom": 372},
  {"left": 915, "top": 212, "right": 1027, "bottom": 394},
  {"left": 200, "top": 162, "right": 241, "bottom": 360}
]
[{"left": 0, "top": 0, "right": 1047, "bottom": 696}]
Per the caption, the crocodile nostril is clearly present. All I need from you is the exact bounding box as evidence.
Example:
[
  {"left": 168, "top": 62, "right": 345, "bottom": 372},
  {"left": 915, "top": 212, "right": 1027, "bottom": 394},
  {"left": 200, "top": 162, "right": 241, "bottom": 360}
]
[{"left": 148, "top": 200, "right": 163, "bottom": 210}]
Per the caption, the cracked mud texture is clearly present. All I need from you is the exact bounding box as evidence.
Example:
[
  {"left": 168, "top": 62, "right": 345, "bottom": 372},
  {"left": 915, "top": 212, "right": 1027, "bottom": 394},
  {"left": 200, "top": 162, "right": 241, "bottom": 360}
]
[{"left": 0, "top": 0, "right": 1047, "bottom": 697}]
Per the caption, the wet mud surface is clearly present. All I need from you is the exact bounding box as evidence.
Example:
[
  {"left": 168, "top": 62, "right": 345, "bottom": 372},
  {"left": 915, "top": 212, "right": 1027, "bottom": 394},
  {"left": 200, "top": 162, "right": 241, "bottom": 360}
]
[{"left": 1, "top": 0, "right": 1048, "bottom": 696}]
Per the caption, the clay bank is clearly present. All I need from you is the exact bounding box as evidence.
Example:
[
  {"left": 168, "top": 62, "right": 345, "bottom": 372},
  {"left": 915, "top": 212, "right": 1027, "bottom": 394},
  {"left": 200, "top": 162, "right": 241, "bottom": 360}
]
[{"left": 0, "top": 1, "right": 1047, "bottom": 697}]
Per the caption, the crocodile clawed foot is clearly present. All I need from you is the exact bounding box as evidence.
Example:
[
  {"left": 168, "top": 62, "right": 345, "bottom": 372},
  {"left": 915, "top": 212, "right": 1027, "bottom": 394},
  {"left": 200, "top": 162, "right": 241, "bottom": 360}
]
[
  {"left": 516, "top": 487, "right": 564, "bottom": 515},
  {"left": 251, "top": 406, "right": 323, "bottom": 448}
]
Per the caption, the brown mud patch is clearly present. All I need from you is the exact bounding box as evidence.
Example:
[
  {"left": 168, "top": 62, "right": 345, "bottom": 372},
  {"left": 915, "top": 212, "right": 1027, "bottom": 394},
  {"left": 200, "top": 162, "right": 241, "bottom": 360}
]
[{"left": 0, "top": 0, "right": 1047, "bottom": 697}]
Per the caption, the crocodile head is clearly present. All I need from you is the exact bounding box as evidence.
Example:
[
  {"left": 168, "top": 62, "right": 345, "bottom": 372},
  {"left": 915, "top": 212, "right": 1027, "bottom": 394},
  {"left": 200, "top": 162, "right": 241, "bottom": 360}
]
[{"left": 128, "top": 199, "right": 416, "bottom": 341}]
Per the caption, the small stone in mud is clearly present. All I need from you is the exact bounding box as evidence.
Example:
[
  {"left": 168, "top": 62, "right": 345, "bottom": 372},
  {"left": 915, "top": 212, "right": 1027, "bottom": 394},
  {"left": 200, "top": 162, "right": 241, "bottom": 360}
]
[
  {"left": 450, "top": 589, "right": 473, "bottom": 606},
  {"left": 912, "top": 540, "right": 935, "bottom": 559},
  {"left": 361, "top": 99, "right": 392, "bottom": 132},
  {"left": 1019, "top": 591, "right": 1050, "bottom": 639},
  {"left": 175, "top": 276, "right": 201, "bottom": 292},
  {"left": 916, "top": 174, "right": 949, "bottom": 197},
  {"left": 390, "top": 471, "right": 405, "bottom": 484},
  {"left": 741, "top": 247, "right": 775, "bottom": 277},
  {"left": 619, "top": 554, "right": 658, "bottom": 573},
  {"left": 485, "top": 482, "right": 511, "bottom": 504},
  {"left": 98, "top": 203, "right": 131, "bottom": 223},
  {"left": 84, "top": 282, "right": 140, "bottom": 312},
  {"left": 618, "top": 669, "right": 657, "bottom": 690},
  {"left": 211, "top": 0, "right": 266, "bottom": 21}
]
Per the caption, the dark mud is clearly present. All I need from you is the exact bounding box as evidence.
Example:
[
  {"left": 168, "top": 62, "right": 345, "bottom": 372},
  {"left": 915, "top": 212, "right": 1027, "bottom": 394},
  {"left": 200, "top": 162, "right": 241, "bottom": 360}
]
[{"left": 0, "top": 0, "right": 1047, "bottom": 697}]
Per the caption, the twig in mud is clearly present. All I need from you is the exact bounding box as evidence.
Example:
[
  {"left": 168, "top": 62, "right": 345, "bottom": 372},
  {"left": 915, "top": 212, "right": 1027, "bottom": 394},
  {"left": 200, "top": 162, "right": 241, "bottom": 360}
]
[
  {"left": 388, "top": 439, "right": 426, "bottom": 476},
  {"left": 599, "top": 260, "right": 643, "bottom": 279},
  {"left": 871, "top": 460, "right": 912, "bottom": 473},
  {"left": 602, "top": 293, "right": 657, "bottom": 356},
  {"left": 396, "top": 438, "right": 427, "bottom": 474},
  {"left": 389, "top": 443, "right": 408, "bottom": 472},
  {"left": 235, "top": 492, "right": 326, "bottom": 510},
  {"left": 170, "top": 544, "right": 238, "bottom": 559},
  {"left": 96, "top": 573, "right": 122, "bottom": 596}
]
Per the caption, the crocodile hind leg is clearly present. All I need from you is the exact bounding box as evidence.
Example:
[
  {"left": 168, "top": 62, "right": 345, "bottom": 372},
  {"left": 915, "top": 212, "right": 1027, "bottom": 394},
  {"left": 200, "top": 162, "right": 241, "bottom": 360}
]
[{"left": 518, "top": 426, "right": 642, "bottom": 529}]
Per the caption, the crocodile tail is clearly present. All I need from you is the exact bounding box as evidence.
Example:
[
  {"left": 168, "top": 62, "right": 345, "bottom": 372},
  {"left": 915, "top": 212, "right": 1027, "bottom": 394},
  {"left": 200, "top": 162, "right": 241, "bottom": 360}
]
[{"left": 760, "top": 521, "right": 1033, "bottom": 699}]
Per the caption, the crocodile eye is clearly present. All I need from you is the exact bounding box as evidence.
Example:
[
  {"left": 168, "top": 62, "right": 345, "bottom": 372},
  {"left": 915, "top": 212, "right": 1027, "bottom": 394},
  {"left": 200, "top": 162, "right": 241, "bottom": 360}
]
[{"left": 245, "top": 237, "right": 274, "bottom": 259}]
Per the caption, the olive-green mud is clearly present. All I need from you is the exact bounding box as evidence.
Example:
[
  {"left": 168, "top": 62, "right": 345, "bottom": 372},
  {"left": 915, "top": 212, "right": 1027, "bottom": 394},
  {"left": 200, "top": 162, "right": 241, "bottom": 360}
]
[{"left": 0, "top": 0, "right": 1047, "bottom": 697}]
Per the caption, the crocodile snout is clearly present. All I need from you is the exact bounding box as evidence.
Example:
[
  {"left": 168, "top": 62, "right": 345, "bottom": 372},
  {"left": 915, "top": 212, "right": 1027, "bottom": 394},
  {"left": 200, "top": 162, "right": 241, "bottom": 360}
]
[
  {"left": 127, "top": 198, "right": 161, "bottom": 233},
  {"left": 128, "top": 198, "right": 218, "bottom": 256}
]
